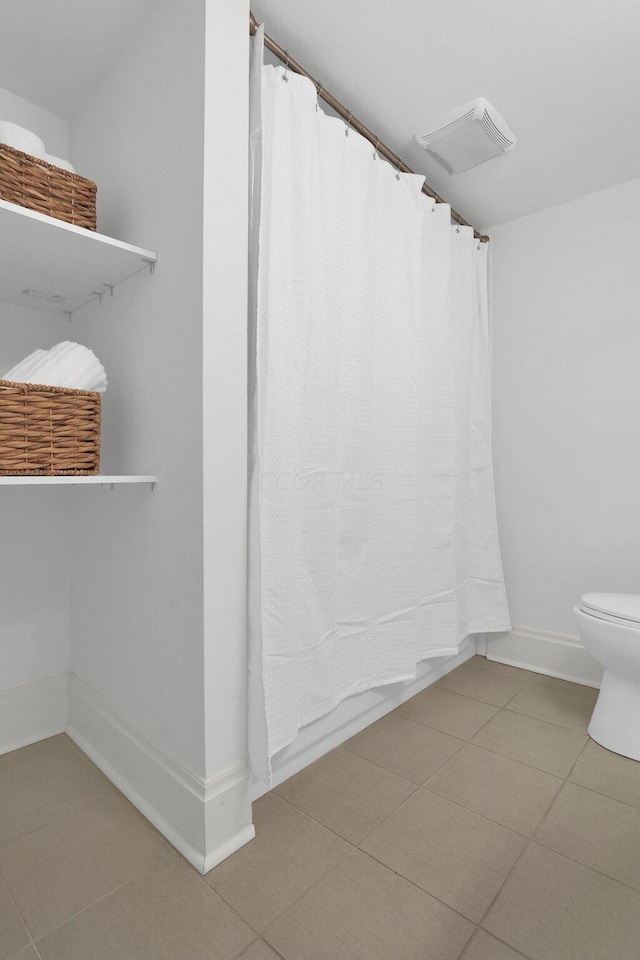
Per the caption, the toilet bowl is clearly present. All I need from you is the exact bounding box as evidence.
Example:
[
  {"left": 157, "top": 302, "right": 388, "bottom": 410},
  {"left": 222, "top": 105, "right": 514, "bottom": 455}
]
[{"left": 573, "top": 593, "right": 640, "bottom": 762}]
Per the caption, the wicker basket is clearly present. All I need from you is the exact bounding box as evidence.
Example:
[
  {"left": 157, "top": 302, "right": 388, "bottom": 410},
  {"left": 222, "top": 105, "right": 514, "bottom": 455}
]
[
  {"left": 0, "top": 143, "right": 97, "bottom": 230},
  {"left": 0, "top": 379, "right": 101, "bottom": 475}
]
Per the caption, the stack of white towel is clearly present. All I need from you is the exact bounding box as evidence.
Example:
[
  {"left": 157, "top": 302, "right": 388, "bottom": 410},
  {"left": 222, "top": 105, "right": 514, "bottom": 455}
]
[
  {"left": 2, "top": 342, "right": 107, "bottom": 393},
  {"left": 0, "top": 120, "right": 75, "bottom": 173}
]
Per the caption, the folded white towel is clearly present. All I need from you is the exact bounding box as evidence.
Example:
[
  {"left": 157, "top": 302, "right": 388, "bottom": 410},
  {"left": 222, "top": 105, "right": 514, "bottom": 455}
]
[
  {"left": 2, "top": 341, "right": 108, "bottom": 394},
  {"left": 43, "top": 154, "right": 75, "bottom": 174},
  {"left": 0, "top": 121, "right": 45, "bottom": 159}
]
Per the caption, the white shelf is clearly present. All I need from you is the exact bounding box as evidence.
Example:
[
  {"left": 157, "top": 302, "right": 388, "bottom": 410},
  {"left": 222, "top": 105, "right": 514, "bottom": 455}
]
[
  {"left": 0, "top": 199, "right": 158, "bottom": 316},
  {"left": 0, "top": 475, "right": 157, "bottom": 487}
]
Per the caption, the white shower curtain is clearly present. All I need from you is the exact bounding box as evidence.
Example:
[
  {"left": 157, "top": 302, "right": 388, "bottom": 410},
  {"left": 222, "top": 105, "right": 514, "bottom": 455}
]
[{"left": 249, "top": 29, "right": 510, "bottom": 783}]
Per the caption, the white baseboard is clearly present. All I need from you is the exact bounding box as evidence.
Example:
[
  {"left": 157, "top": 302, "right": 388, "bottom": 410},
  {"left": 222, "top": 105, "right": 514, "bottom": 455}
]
[
  {"left": 253, "top": 637, "right": 477, "bottom": 799},
  {"left": 0, "top": 675, "right": 69, "bottom": 755},
  {"left": 67, "top": 676, "right": 254, "bottom": 874},
  {"left": 488, "top": 625, "right": 603, "bottom": 688}
]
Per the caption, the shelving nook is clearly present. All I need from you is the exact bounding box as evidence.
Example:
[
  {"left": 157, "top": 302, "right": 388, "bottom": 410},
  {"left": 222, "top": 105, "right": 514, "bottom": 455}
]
[{"left": 0, "top": 198, "right": 159, "bottom": 487}]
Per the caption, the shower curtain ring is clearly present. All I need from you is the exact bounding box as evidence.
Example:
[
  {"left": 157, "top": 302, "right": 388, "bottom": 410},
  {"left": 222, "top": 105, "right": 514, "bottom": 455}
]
[
  {"left": 315, "top": 83, "right": 323, "bottom": 110},
  {"left": 395, "top": 159, "right": 402, "bottom": 180},
  {"left": 345, "top": 110, "right": 352, "bottom": 136},
  {"left": 282, "top": 50, "right": 291, "bottom": 82},
  {"left": 373, "top": 138, "right": 380, "bottom": 160}
]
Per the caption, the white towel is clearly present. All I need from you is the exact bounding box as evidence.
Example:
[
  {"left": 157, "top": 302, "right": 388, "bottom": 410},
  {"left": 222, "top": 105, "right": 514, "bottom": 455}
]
[
  {"left": 43, "top": 154, "right": 75, "bottom": 174},
  {"left": 2, "top": 341, "right": 108, "bottom": 394},
  {"left": 0, "top": 121, "right": 45, "bottom": 158}
]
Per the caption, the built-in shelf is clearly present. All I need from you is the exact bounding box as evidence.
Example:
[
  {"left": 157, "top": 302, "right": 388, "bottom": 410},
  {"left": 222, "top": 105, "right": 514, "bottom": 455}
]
[
  {"left": 0, "top": 475, "right": 157, "bottom": 487},
  {"left": 0, "top": 198, "right": 158, "bottom": 316}
]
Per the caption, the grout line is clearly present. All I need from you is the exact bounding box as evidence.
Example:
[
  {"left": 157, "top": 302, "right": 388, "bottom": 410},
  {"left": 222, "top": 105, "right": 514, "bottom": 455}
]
[
  {"left": 31, "top": 873, "right": 150, "bottom": 948},
  {"left": 210, "top": 795, "right": 358, "bottom": 939},
  {"left": 528, "top": 676, "right": 599, "bottom": 702},
  {"left": 1, "top": 872, "right": 35, "bottom": 948},
  {"left": 256, "top": 789, "right": 360, "bottom": 845},
  {"left": 273, "top": 748, "right": 421, "bottom": 842},
  {"left": 502, "top": 703, "right": 592, "bottom": 735},
  {"left": 250, "top": 843, "right": 356, "bottom": 940},
  {"left": 394, "top": 705, "right": 500, "bottom": 741},
  {"left": 341, "top": 732, "right": 466, "bottom": 787},
  {"left": 565, "top": 776, "right": 640, "bottom": 813},
  {"left": 461, "top": 736, "right": 578, "bottom": 779},
  {"left": 382, "top": 708, "right": 472, "bottom": 742},
  {"left": 29, "top": 848, "right": 176, "bottom": 947},
  {"left": 399, "top": 682, "right": 507, "bottom": 712},
  {"left": 458, "top": 927, "right": 532, "bottom": 960},
  {"left": 355, "top": 845, "right": 481, "bottom": 928},
  {"left": 471, "top": 738, "right": 591, "bottom": 939},
  {"left": 564, "top": 736, "right": 591, "bottom": 782},
  {"left": 419, "top": 773, "right": 536, "bottom": 840},
  {"left": 236, "top": 937, "right": 288, "bottom": 960},
  {"left": 0, "top": 737, "right": 71, "bottom": 778},
  {"left": 527, "top": 834, "right": 640, "bottom": 896},
  {"left": 0, "top": 783, "right": 114, "bottom": 851}
]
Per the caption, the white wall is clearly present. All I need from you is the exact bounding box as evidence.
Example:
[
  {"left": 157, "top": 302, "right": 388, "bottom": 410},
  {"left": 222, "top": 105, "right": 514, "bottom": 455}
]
[
  {"left": 0, "top": 86, "right": 69, "bottom": 159},
  {"left": 68, "top": 0, "right": 206, "bottom": 775},
  {"left": 490, "top": 177, "right": 640, "bottom": 677},
  {"left": 201, "top": 0, "right": 252, "bottom": 839},
  {"left": 0, "top": 91, "right": 72, "bottom": 700},
  {"left": 64, "top": 0, "right": 253, "bottom": 871}
]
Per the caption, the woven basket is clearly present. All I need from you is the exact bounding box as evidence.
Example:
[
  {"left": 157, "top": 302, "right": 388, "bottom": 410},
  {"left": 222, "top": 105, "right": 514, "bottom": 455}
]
[
  {"left": 0, "top": 144, "right": 97, "bottom": 230},
  {"left": 0, "top": 379, "right": 101, "bottom": 475}
]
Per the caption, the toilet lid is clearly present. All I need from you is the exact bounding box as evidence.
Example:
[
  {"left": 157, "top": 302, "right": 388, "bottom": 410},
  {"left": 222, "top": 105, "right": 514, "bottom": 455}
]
[{"left": 580, "top": 593, "right": 640, "bottom": 625}]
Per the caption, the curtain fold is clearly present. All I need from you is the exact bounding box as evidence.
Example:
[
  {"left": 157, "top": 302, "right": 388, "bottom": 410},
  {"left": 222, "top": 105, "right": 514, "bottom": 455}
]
[{"left": 249, "top": 34, "right": 510, "bottom": 784}]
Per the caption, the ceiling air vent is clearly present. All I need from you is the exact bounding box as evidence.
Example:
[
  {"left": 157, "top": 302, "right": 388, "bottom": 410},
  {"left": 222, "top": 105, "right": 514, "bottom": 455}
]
[{"left": 415, "top": 98, "right": 516, "bottom": 174}]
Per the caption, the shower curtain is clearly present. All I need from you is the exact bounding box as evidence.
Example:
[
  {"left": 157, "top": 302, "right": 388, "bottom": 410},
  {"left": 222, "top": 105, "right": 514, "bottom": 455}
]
[{"left": 249, "top": 28, "right": 510, "bottom": 783}]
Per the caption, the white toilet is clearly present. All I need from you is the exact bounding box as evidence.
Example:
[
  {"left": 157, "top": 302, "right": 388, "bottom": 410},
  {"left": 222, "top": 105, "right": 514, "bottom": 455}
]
[{"left": 573, "top": 593, "right": 640, "bottom": 762}]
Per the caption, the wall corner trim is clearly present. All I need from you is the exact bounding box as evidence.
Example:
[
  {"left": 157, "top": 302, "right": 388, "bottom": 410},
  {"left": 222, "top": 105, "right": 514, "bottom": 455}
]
[
  {"left": 488, "top": 624, "right": 603, "bottom": 687},
  {"left": 67, "top": 675, "right": 254, "bottom": 874},
  {"left": 0, "top": 674, "right": 69, "bottom": 756}
]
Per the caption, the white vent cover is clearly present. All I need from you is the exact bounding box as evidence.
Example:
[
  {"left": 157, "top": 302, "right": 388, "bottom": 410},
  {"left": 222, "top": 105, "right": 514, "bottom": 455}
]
[{"left": 415, "top": 98, "right": 516, "bottom": 174}]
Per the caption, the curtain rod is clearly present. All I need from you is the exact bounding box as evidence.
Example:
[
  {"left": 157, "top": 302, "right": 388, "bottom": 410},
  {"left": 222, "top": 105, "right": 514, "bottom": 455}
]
[{"left": 249, "top": 12, "right": 489, "bottom": 243}]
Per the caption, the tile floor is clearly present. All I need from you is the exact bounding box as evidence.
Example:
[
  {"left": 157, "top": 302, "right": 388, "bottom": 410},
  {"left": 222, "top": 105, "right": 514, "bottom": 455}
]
[{"left": 2, "top": 656, "right": 640, "bottom": 958}]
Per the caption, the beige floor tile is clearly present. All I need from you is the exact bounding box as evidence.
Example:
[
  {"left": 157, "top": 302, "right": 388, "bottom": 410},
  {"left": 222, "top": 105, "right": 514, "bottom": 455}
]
[
  {"left": 0, "top": 750, "right": 112, "bottom": 847},
  {"left": 10, "top": 948, "right": 40, "bottom": 960},
  {"left": 426, "top": 743, "right": 562, "bottom": 837},
  {"left": 462, "top": 930, "right": 528, "bottom": 960},
  {"left": 570, "top": 739, "right": 640, "bottom": 807},
  {"left": 0, "top": 736, "right": 71, "bottom": 777},
  {"left": 397, "top": 686, "right": 499, "bottom": 740},
  {"left": 535, "top": 781, "right": 640, "bottom": 890},
  {"left": 343, "top": 712, "right": 463, "bottom": 784},
  {"left": 264, "top": 849, "right": 474, "bottom": 960},
  {"left": 205, "top": 792, "right": 350, "bottom": 931},
  {"left": 529, "top": 674, "right": 599, "bottom": 701},
  {"left": 361, "top": 788, "right": 525, "bottom": 922},
  {"left": 237, "top": 941, "right": 282, "bottom": 960},
  {"left": 36, "top": 855, "right": 254, "bottom": 960},
  {"left": 483, "top": 842, "right": 640, "bottom": 960},
  {"left": 0, "top": 793, "right": 171, "bottom": 939},
  {"left": 437, "top": 659, "right": 532, "bottom": 707},
  {"left": 0, "top": 875, "right": 30, "bottom": 960},
  {"left": 274, "top": 748, "right": 415, "bottom": 844},
  {"left": 505, "top": 684, "right": 594, "bottom": 734},
  {"left": 471, "top": 709, "right": 587, "bottom": 777}
]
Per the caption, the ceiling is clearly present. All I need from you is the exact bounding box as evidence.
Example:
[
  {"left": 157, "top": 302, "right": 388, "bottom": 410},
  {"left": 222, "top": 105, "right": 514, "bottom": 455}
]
[
  {"left": 0, "top": 0, "right": 161, "bottom": 119},
  {"left": 252, "top": 0, "right": 640, "bottom": 228}
]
